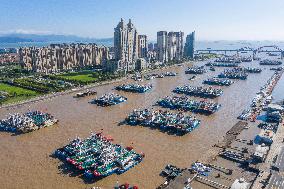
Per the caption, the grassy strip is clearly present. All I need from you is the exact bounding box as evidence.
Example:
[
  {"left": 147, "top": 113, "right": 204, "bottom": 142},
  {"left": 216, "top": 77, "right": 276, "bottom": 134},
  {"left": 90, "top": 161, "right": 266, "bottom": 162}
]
[{"left": 0, "top": 83, "right": 41, "bottom": 105}]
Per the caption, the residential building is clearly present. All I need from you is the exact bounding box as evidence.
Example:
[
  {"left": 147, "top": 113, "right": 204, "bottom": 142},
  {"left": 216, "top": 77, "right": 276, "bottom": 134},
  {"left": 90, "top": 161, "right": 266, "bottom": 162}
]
[{"left": 19, "top": 43, "right": 109, "bottom": 73}]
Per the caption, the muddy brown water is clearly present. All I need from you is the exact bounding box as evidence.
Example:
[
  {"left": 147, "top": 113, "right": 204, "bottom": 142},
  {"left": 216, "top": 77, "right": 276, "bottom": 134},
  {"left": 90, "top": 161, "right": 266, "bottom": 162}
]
[{"left": 0, "top": 61, "right": 278, "bottom": 189}]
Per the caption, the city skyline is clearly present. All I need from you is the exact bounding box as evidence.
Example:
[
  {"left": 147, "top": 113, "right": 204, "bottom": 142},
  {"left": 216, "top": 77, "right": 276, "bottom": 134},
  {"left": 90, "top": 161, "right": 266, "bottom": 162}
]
[{"left": 1, "top": 0, "right": 284, "bottom": 41}]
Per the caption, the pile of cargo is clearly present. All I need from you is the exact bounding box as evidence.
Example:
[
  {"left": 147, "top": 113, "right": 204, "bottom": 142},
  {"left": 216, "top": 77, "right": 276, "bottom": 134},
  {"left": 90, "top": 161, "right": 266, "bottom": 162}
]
[
  {"left": 173, "top": 85, "right": 223, "bottom": 98},
  {"left": 185, "top": 66, "right": 206, "bottom": 74},
  {"left": 260, "top": 59, "right": 282, "bottom": 65},
  {"left": 218, "top": 68, "right": 248, "bottom": 80},
  {"left": 115, "top": 83, "right": 152, "bottom": 93},
  {"left": 125, "top": 109, "right": 200, "bottom": 135},
  {"left": 203, "top": 78, "right": 233, "bottom": 86},
  {"left": 91, "top": 93, "right": 127, "bottom": 106},
  {"left": 0, "top": 110, "right": 58, "bottom": 133},
  {"left": 157, "top": 96, "right": 221, "bottom": 115},
  {"left": 54, "top": 132, "right": 144, "bottom": 180}
]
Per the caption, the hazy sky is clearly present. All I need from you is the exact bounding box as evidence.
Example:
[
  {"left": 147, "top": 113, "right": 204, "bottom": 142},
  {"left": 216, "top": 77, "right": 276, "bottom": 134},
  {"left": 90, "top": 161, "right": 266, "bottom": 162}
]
[{"left": 1, "top": 0, "right": 284, "bottom": 41}]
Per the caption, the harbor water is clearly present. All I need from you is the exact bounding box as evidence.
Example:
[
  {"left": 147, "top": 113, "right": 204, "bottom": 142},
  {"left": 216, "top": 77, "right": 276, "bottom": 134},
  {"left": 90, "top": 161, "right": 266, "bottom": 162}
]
[{"left": 0, "top": 60, "right": 282, "bottom": 189}]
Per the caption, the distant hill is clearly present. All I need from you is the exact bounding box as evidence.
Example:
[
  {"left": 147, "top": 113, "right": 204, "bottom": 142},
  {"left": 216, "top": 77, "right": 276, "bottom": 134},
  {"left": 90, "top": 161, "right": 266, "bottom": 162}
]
[
  {"left": 0, "top": 33, "right": 113, "bottom": 46},
  {"left": 0, "top": 36, "right": 33, "bottom": 43}
]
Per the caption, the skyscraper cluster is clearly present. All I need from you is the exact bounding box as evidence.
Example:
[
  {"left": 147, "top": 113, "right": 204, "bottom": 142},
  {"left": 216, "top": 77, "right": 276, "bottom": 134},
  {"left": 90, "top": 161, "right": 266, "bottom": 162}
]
[
  {"left": 19, "top": 18, "right": 195, "bottom": 74},
  {"left": 113, "top": 18, "right": 148, "bottom": 72}
]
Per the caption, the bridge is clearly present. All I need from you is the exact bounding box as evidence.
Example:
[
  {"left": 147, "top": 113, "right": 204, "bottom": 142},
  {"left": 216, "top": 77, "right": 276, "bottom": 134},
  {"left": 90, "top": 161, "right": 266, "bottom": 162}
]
[{"left": 196, "top": 45, "right": 284, "bottom": 59}]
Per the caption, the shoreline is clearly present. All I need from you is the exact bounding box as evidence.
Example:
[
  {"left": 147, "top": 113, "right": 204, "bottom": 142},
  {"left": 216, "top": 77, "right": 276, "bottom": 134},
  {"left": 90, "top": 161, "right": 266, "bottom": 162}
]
[{"left": 0, "top": 62, "right": 192, "bottom": 109}]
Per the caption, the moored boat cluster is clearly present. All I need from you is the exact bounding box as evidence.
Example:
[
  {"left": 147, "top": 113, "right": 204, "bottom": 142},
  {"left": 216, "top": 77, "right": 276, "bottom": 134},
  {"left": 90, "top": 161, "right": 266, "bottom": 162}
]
[
  {"left": 115, "top": 83, "right": 152, "bottom": 93},
  {"left": 206, "top": 62, "right": 239, "bottom": 67},
  {"left": 185, "top": 66, "right": 206, "bottom": 74},
  {"left": 238, "top": 70, "right": 283, "bottom": 121},
  {"left": 157, "top": 96, "right": 221, "bottom": 115},
  {"left": 203, "top": 78, "right": 233, "bottom": 86},
  {"left": 215, "top": 57, "right": 242, "bottom": 63},
  {"left": 218, "top": 68, "right": 248, "bottom": 80},
  {"left": 243, "top": 67, "right": 262, "bottom": 73},
  {"left": 0, "top": 110, "right": 58, "bottom": 133},
  {"left": 54, "top": 132, "right": 144, "bottom": 180},
  {"left": 125, "top": 109, "right": 200, "bottom": 135},
  {"left": 144, "top": 72, "right": 177, "bottom": 80},
  {"left": 173, "top": 85, "right": 223, "bottom": 98},
  {"left": 91, "top": 93, "right": 127, "bottom": 106}
]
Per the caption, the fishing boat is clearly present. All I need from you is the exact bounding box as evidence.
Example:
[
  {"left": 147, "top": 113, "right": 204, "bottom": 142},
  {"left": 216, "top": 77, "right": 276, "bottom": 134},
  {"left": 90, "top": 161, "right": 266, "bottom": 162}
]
[
  {"left": 190, "top": 162, "right": 212, "bottom": 176},
  {"left": 91, "top": 93, "right": 127, "bottom": 106},
  {"left": 115, "top": 83, "right": 152, "bottom": 93},
  {"left": 209, "top": 67, "right": 215, "bottom": 71},
  {"left": 218, "top": 68, "right": 248, "bottom": 80},
  {"left": 185, "top": 66, "right": 206, "bottom": 74},
  {"left": 215, "top": 56, "right": 242, "bottom": 64},
  {"left": 173, "top": 85, "right": 223, "bottom": 98},
  {"left": 188, "top": 76, "right": 196, "bottom": 81},
  {"left": 131, "top": 74, "right": 142, "bottom": 81},
  {"left": 260, "top": 59, "right": 282, "bottom": 65},
  {"left": 161, "top": 164, "right": 183, "bottom": 179},
  {"left": 244, "top": 67, "right": 262, "bottom": 73},
  {"left": 164, "top": 72, "right": 178, "bottom": 76},
  {"left": 203, "top": 78, "right": 233, "bottom": 86},
  {"left": 157, "top": 96, "right": 221, "bottom": 115},
  {"left": 125, "top": 109, "right": 201, "bottom": 135},
  {"left": 270, "top": 67, "right": 283, "bottom": 71},
  {"left": 74, "top": 90, "right": 97, "bottom": 98},
  {"left": 54, "top": 132, "right": 144, "bottom": 181},
  {"left": 0, "top": 110, "right": 58, "bottom": 133}
]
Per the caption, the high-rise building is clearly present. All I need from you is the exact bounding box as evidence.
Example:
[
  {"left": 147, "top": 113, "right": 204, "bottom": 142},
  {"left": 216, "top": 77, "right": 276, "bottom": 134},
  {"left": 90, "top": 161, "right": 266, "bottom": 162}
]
[
  {"left": 138, "top": 35, "right": 147, "bottom": 58},
  {"left": 184, "top": 31, "right": 195, "bottom": 59},
  {"left": 148, "top": 43, "right": 154, "bottom": 52},
  {"left": 175, "top": 31, "right": 184, "bottom": 60},
  {"left": 114, "top": 18, "right": 139, "bottom": 72},
  {"left": 167, "top": 32, "right": 184, "bottom": 61},
  {"left": 157, "top": 31, "right": 168, "bottom": 63},
  {"left": 157, "top": 31, "right": 184, "bottom": 62}
]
